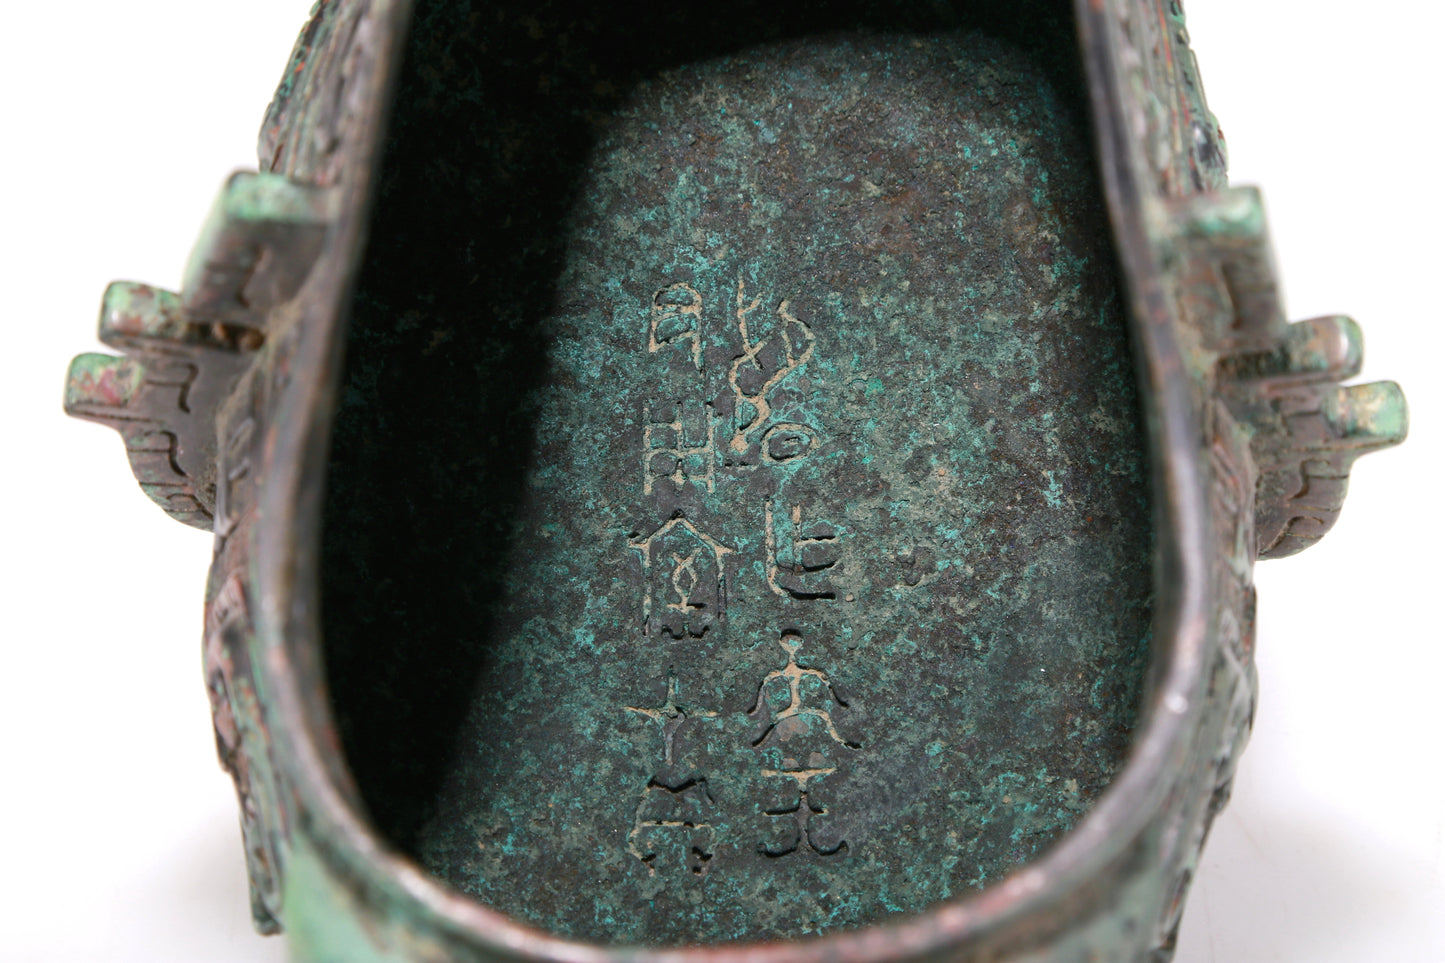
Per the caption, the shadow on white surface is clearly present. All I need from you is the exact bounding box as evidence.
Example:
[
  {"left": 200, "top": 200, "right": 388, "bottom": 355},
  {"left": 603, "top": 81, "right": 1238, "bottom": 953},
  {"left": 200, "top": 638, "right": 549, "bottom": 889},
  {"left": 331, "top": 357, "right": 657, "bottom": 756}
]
[
  {"left": 1178, "top": 798, "right": 1408, "bottom": 963},
  {"left": 117, "top": 807, "right": 290, "bottom": 963}
]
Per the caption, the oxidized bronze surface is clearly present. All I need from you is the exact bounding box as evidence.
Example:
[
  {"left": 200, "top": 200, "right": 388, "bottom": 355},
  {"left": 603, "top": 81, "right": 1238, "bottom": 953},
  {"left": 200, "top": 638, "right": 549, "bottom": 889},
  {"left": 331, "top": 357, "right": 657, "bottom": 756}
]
[
  {"left": 325, "top": 16, "right": 1149, "bottom": 944},
  {"left": 63, "top": 0, "right": 1407, "bottom": 960}
]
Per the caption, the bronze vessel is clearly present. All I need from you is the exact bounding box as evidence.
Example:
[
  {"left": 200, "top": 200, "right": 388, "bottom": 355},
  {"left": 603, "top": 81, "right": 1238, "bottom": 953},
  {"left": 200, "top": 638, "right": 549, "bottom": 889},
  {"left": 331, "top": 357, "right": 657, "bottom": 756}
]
[{"left": 63, "top": 0, "right": 1407, "bottom": 959}]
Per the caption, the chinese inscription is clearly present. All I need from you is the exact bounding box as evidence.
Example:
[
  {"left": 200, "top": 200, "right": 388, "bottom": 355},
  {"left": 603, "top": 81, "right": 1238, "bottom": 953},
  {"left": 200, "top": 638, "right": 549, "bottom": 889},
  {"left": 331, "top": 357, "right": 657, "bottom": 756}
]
[
  {"left": 649, "top": 282, "right": 705, "bottom": 372},
  {"left": 750, "top": 632, "right": 858, "bottom": 857},
  {"left": 642, "top": 402, "right": 718, "bottom": 494},
  {"left": 626, "top": 272, "right": 859, "bottom": 871},
  {"left": 765, "top": 499, "right": 840, "bottom": 601},
  {"left": 629, "top": 515, "right": 734, "bottom": 642},
  {"left": 625, "top": 677, "right": 721, "bottom": 875},
  {"left": 727, "top": 278, "right": 816, "bottom": 454}
]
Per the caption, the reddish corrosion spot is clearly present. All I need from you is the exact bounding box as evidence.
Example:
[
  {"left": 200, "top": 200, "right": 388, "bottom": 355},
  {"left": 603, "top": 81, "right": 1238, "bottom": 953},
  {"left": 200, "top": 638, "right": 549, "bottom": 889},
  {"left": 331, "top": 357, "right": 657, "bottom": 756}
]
[
  {"left": 89, "top": 364, "right": 135, "bottom": 406},
  {"left": 68, "top": 356, "right": 140, "bottom": 409}
]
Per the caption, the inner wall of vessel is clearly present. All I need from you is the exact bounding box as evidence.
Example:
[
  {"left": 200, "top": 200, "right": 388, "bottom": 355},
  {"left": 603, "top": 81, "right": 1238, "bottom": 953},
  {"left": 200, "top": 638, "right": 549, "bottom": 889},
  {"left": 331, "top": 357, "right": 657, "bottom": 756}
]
[{"left": 321, "top": 0, "right": 1153, "bottom": 946}]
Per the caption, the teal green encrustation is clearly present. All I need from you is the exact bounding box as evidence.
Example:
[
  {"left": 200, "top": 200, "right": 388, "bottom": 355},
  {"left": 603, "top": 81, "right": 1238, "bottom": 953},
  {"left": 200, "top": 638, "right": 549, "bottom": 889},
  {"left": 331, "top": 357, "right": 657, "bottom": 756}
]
[{"left": 324, "top": 20, "right": 1152, "bottom": 947}]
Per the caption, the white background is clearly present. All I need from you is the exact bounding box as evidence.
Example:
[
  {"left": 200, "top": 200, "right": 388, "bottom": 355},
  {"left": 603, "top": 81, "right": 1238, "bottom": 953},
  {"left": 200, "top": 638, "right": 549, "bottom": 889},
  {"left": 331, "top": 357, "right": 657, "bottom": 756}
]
[{"left": 0, "top": 2, "right": 1439, "bottom": 961}]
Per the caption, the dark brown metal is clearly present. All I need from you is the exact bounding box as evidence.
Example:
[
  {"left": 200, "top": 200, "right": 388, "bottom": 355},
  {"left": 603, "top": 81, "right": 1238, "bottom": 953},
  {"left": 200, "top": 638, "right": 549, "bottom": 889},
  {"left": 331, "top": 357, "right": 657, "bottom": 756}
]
[{"left": 61, "top": 0, "right": 1406, "bottom": 959}]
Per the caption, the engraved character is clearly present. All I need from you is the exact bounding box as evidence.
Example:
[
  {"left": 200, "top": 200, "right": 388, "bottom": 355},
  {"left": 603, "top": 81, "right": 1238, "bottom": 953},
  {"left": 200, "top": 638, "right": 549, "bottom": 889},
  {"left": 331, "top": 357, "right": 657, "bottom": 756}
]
[
  {"left": 748, "top": 632, "right": 860, "bottom": 857},
  {"left": 727, "top": 277, "right": 815, "bottom": 454},
  {"left": 625, "top": 677, "right": 721, "bottom": 875},
  {"left": 648, "top": 282, "right": 704, "bottom": 372},
  {"left": 643, "top": 402, "right": 718, "bottom": 495},
  {"left": 630, "top": 516, "right": 734, "bottom": 641},
  {"left": 765, "top": 499, "right": 841, "bottom": 600}
]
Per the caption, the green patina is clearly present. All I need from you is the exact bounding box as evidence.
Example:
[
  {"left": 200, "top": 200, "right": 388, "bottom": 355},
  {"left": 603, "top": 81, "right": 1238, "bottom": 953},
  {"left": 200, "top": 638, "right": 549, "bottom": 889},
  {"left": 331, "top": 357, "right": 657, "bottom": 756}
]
[
  {"left": 321, "top": 0, "right": 1151, "bottom": 947},
  {"left": 64, "top": 353, "right": 144, "bottom": 410},
  {"left": 57, "top": 0, "right": 1413, "bottom": 955}
]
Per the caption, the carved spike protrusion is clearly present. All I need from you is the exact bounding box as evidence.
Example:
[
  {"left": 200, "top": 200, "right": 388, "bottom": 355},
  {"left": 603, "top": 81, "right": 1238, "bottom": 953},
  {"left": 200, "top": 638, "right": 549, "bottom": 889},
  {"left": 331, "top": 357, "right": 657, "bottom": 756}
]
[
  {"left": 97, "top": 282, "right": 188, "bottom": 349},
  {"left": 1170, "top": 185, "right": 1286, "bottom": 354},
  {"left": 100, "top": 280, "right": 266, "bottom": 354},
  {"left": 65, "top": 171, "right": 334, "bottom": 529},
  {"left": 65, "top": 348, "right": 217, "bottom": 529},
  {"left": 1220, "top": 314, "right": 1363, "bottom": 386},
  {"left": 1220, "top": 311, "right": 1407, "bottom": 559},
  {"left": 182, "top": 171, "right": 336, "bottom": 327},
  {"left": 1173, "top": 188, "right": 1407, "bottom": 558},
  {"left": 1246, "top": 373, "right": 1406, "bottom": 559}
]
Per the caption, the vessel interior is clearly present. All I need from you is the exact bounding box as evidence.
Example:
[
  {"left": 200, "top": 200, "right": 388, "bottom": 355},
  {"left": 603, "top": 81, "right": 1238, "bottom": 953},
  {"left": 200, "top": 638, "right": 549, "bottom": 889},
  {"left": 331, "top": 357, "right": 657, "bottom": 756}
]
[{"left": 320, "top": 0, "right": 1154, "bottom": 945}]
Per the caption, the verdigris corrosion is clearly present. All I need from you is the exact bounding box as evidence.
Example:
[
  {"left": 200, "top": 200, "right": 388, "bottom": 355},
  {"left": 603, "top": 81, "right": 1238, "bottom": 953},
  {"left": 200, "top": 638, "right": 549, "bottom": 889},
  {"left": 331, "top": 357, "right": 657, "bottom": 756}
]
[
  {"left": 322, "top": 11, "right": 1151, "bottom": 946},
  {"left": 63, "top": 0, "right": 1410, "bottom": 957}
]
